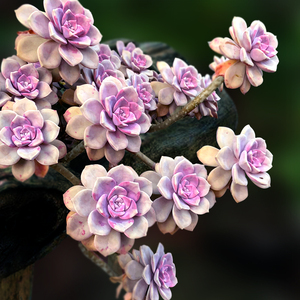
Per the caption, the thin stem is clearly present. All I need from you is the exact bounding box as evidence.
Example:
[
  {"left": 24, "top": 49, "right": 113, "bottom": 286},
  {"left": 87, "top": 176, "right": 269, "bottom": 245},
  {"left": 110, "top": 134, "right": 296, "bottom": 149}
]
[
  {"left": 78, "top": 243, "right": 120, "bottom": 277},
  {"left": 133, "top": 151, "right": 156, "bottom": 170},
  {"left": 149, "top": 76, "right": 224, "bottom": 132},
  {"left": 50, "top": 163, "right": 81, "bottom": 185},
  {"left": 60, "top": 141, "right": 86, "bottom": 164}
]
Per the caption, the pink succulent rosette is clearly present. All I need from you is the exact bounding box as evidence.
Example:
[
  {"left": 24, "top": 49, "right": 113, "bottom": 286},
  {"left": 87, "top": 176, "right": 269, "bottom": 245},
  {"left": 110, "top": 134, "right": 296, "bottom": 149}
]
[
  {"left": 116, "top": 41, "right": 153, "bottom": 76},
  {"left": 143, "top": 156, "right": 216, "bottom": 234},
  {"left": 0, "top": 56, "right": 58, "bottom": 107},
  {"left": 126, "top": 69, "right": 157, "bottom": 114},
  {"left": 82, "top": 59, "right": 125, "bottom": 90},
  {"left": 189, "top": 74, "right": 220, "bottom": 119},
  {"left": 15, "top": 0, "right": 102, "bottom": 85},
  {"left": 197, "top": 125, "right": 273, "bottom": 202},
  {"left": 0, "top": 98, "right": 66, "bottom": 181},
  {"left": 209, "top": 17, "right": 279, "bottom": 93},
  {"left": 64, "top": 76, "right": 151, "bottom": 165},
  {"left": 114, "top": 243, "right": 177, "bottom": 300},
  {"left": 97, "top": 43, "right": 121, "bottom": 69},
  {"left": 63, "top": 164, "right": 155, "bottom": 257},
  {"left": 151, "top": 58, "right": 202, "bottom": 116}
]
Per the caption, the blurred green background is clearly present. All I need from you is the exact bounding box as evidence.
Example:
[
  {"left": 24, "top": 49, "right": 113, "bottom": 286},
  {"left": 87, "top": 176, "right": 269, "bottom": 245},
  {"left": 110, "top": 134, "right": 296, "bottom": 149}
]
[{"left": 1, "top": 0, "right": 300, "bottom": 299}]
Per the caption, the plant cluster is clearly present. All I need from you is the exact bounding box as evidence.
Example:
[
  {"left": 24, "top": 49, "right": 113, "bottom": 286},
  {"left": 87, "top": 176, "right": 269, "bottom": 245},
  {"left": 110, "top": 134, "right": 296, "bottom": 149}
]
[{"left": 0, "top": 1, "right": 278, "bottom": 299}]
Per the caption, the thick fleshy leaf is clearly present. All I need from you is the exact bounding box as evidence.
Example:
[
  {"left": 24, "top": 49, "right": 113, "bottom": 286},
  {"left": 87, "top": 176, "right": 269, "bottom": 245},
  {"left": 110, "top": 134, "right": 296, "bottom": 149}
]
[
  {"left": 0, "top": 110, "right": 17, "bottom": 128},
  {"left": 81, "top": 164, "right": 107, "bottom": 189},
  {"left": 75, "top": 84, "right": 99, "bottom": 104},
  {"left": 80, "top": 47, "right": 99, "bottom": 69},
  {"left": 140, "top": 171, "right": 161, "bottom": 194},
  {"left": 184, "top": 212, "right": 198, "bottom": 231},
  {"left": 246, "top": 172, "right": 271, "bottom": 189},
  {"left": 36, "top": 81, "right": 52, "bottom": 99},
  {"left": 152, "top": 196, "right": 173, "bottom": 223},
  {"left": 66, "top": 212, "right": 92, "bottom": 241},
  {"left": 59, "top": 44, "right": 83, "bottom": 67},
  {"left": 124, "top": 216, "right": 148, "bottom": 239},
  {"left": 13, "top": 98, "right": 37, "bottom": 115},
  {"left": 158, "top": 86, "right": 175, "bottom": 105},
  {"left": 197, "top": 146, "right": 219, "bottom": 167},
  {"left": 232, "top": 163, "right": 248, "bottom": 185},
  {"left": 156, "top": 156, "right": 175, "bottom": 178},
  {"left": 132, "top": 279, "right": 149, "bottom": 300},
  {"left": 208, "top": 37, "right": 224, "bottom": 54},
  {"left": 118, "top": 234, "right": 135, "bottom": 254},
  {"left": 86, "top": 147, "right": 105, "bottom": 161},
  {"left": 66, "top": 114, "right": 92, "bottom": 139},
  {"left": 88, "top": 209, "right": 111, "bottom": 236},
  {"left": 216, "top": 146, "right": 237, "bottom": 170},
  {"left": 219, "top": 38, "right": 240, "bottom": 60},
  {"left": 73, "top": 189, "right": 96, "bottom": 217},
  {"left": 58, "top": 60, "right": 80, "bottom": 85},
  {"left": 63, "top": 185, "right": 85, "bottom": 212},
  {"left": 17, "top": 146, "right": 41, "bottom": 160},
  {"left": 40, "top": 108, "right": 59, "bottom": 124},
  {"left": 35, "top": 143, "right": 59, "bottom": 165},
  {"left": 136, "top": 191, "right": 152, "bottom": 216},
  {"left": 224, "top": 61, "right": 246, "bottom": 89},
  {"left": 41, "top": 120, "right": 60, "bottom": 143},
  {"left": 189, "top": 197, "right": 210, "bottom": 215},
  {"left": 230, "top": 182, "right": 248, "bottom": 203},
  {"left": 246, "top": 65, "right": 263, "bottom": 87},
  {"left": 125, "top": 260, "right": 144, "bottom": 280},
  {"left": 15, "top": 4, "right": 39, "bottom": 28},
  {"left": 29, "top": 11, "right": 51, "bottom": 39},
  {"left": 217, "top": 126, "right": 236, "bottom": 148},
  {"left": 172, "top": 205, "right": 192, "bottom": 229},
  {"left": 255, "top": 56, "right": 279, "bottom": 73},
  {"left": 0, "top": 145, "right": 19, "bottom": 165},
  {"left": 157, "top": 214, "right": 177, "bottom": 234},
  {"left": 11, "top": 158, "right": 35, "bottom": 182},
  {"left": 38, "top": 40, "right": 61, "bottom": 69},
  {"left": 81, "top": 98, "right": 102, "bottom": 124},
  {"left": 84, "top": 124, "right": 107, "bottom": 149},
  {"left": 107, "top": 129, "right": 128, "bottom": 151},
  {"left": 34, "top": 160, "right": 49, "bottom": 178},
  {"left": 94, "top": 229, "right": 121, "bottom": 256},
  {"left": 207, "top": 166, "right": 232, "bottom": 191},
  {"left": 157, "top": 176, "right": 173, "bottom": 200},
  {"left": 104, "top": 144, "right": 125, "bottom": 165},
  {"left": 108, "top": 218, "right": 134, "bottom": 233}
]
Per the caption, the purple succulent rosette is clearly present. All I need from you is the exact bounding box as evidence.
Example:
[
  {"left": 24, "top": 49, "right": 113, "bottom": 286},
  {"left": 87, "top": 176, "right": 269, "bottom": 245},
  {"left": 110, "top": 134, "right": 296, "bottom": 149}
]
[
  {"left": 65, "top": 76, "right": 151, "bottom": 165},
  {"left": 0, "top": 98, "right": 66, "bottom": 181},
  {"left": 82, "top": 59, "right": 125, "bottom": 90},
  {"left": 189, "top": 74, "right": 220, "bottom": 119},
  {"left": 63, "top": 164, "right": 155, "bottom": 257},
  {"left": 114, "top": 243, "right": 177, "bottom": 300},
  {"left": 0, "top": 56, "right": 58, "bottom": 107},
  {"left": 126, "top": 69, "right": 157, "bottom": 114},
  {"left": 151, "top": 58, "right": 202, "bottom": 116},
  {"left": 97, "top": 43, "right": 121, "bottom": 69},
  {"left": 116, "top": 41, "right": 153, "bottom": 76},
  {"left": 209, "top": 17, "right": 279, "bottom": 93},
  {"left": 197, "top": 125, "right": 273, "bottom": 202},
  {"left": 15, "top": 0, "right": 102, "bottom": 85},
  {"left": 143, "top": 156, "right": 216, "bottom": 234}
]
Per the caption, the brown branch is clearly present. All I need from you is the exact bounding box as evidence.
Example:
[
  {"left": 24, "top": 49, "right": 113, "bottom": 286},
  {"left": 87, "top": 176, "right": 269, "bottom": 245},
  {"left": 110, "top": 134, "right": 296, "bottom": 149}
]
[{"left": 50, "top": 163, "right": 81, "bottom": 186}]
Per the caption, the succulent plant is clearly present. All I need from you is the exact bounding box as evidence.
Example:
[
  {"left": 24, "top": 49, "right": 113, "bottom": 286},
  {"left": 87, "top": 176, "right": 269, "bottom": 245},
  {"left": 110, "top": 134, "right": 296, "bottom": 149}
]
[
  {"left": 15, "top": 0, "right": 102, "bottom": 85},
  {"left": 63, "top": 164, "right": 155, "bottom": 257},
  {"left": 65, "top": 76, "right": 151, "bottom": 165},
  {"left": 143, "top": 156, "right": 216, "bottom": 234},
  {"left": 197, "top": 125, "right": 273, "bottom": 202},
  {"left": 151, "top": 58, "right": 202, "bottom": 116},
  {"left": 116, "top": 41, "right": 153, "bottom": 75},
  {"left": 0, "top": 98, "right": 66, "bottom": 181},
  {"left": 115, "top": 243, "right": 177, "bottom": 300},
  {"left": 0, "top": 56, "right": 58, "bottom": 107},
  {"left": 209, "top": 17, "right": 279, "bottom": 93}
]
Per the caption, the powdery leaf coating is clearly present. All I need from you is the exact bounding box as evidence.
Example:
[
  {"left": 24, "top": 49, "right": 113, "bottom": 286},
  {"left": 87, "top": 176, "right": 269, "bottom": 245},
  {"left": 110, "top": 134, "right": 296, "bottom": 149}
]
[
  {"left": 143, "top": 156, "right": 215, "bottom": 234},
  {"left": 209, "top": 17, "right": 279, "bottom": 93},
  {"left": 15, "top": 0, "right": 102, "bottom": 84},
  {"left": 197, "top": 125, "right": 273, "bottom": 202},
  {"left": 0, "top": 98, "right": 66, "bottom": 181},
  {"left": 63, "top": 164, "right": 153, "bottom": 256},
  {"left": 113, "top": 243, "right": 178, "bottom": 300}
]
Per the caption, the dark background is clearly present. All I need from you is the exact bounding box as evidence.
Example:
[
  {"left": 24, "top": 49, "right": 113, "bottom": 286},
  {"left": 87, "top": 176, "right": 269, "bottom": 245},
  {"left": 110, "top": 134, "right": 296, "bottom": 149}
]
[{"left": 1, "top": 0, "right": 300, "bottom": 299}]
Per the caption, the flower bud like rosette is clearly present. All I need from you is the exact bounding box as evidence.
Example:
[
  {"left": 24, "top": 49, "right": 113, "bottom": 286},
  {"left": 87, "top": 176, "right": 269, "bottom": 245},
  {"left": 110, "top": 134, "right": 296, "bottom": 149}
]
[
  {"left": 0, "top": 99, "right": 66, "bottom": 181},
  {"left": 143, "top": 156, "right": 216, "bottom": 234},
  {"left": 115, "top": 243, "right": 178, "bottom": 300},
  {"left": 116, "top": 41, "right": 153, "bottom": 75},
  {"left": 126, "top": 70, "right": 157, "bottom": 113},
  {"left": 15, "top": 0, "right": 102, "bottom": 85},
  {"left": 152, "top": 58, "right": 202, "bottom": 116},
  {"left": 0, "top": 56, "right": 57, "bottom": 107},
  {"left": 65, "top": 76, "right": 151, "bottom": 165},
  {"left": 64, "top": 164, "right": 155, "bottom": 257},
  {"left": 209, "top": 17, "right": 278, "bottom": 93},
  {"left": 197, "top": 125, "right": 273, "bottom": 202}
]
